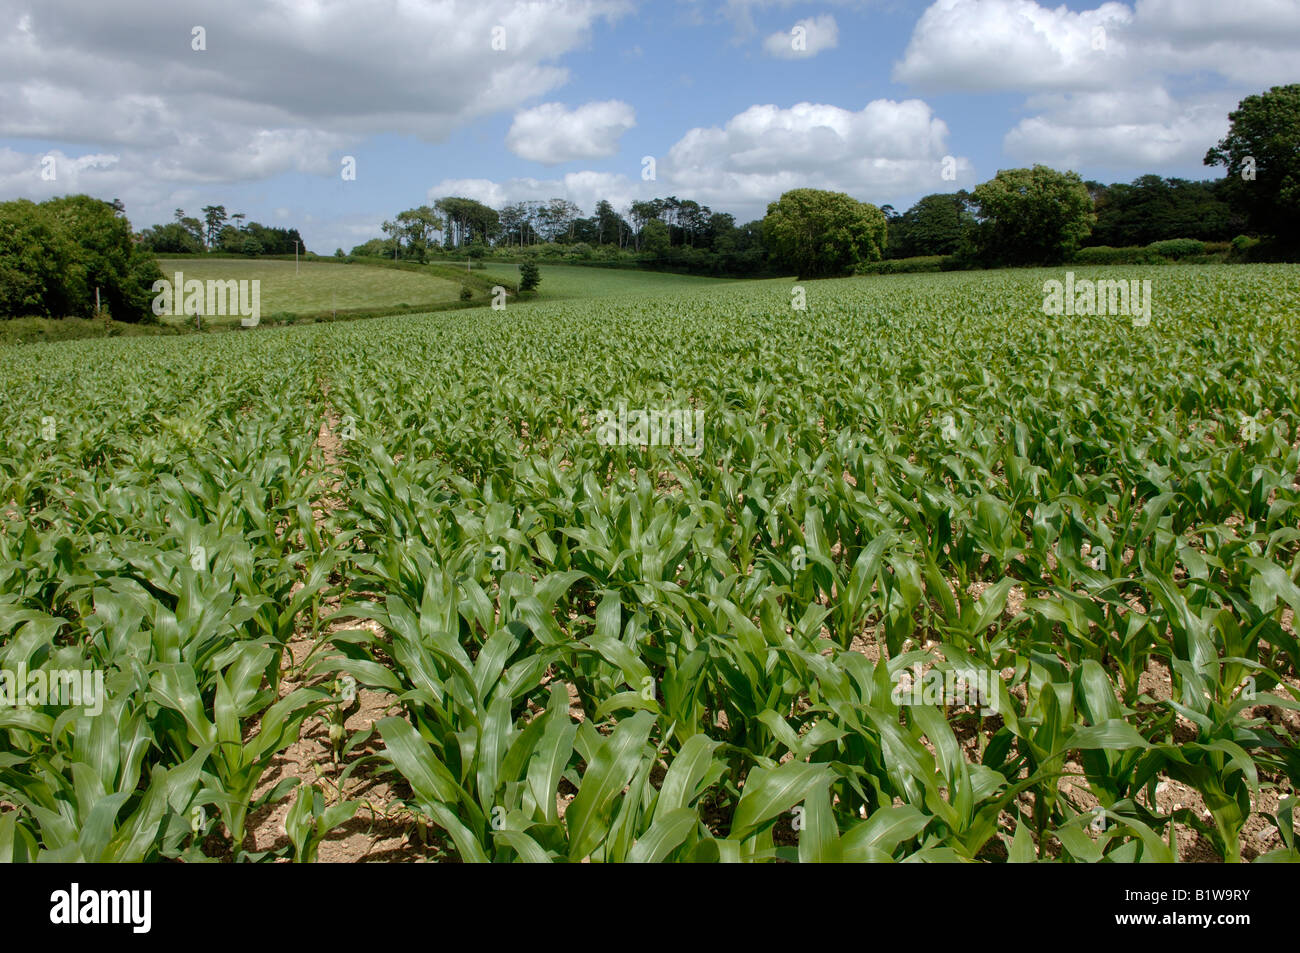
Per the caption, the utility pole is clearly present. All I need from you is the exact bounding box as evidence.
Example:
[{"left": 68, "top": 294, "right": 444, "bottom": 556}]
[{"left": 294, "top": 240, "right": 300, "bottom": 274}]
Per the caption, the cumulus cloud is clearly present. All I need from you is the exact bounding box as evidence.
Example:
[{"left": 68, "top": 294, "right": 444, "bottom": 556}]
[
  {"left": 427, "top": 98, "right": 975, "bottom": 223},
  {"left": 763, "top": 15, "right": 839, "bottom": 59},
  {"left": 894, "top": 0, "right": 1300, "bottom": 169},
  {"left": 1004, "top": 88, "right": 1235, "bottom": 167},
  {"left": 1133, "top": 0, "right": 1300, "bottom": 46},
  {"left": 664, "top": 99, "right": 973, "bottom": 214},
  {"left": 506, "top": 101, "right": 637, "bottom": 164},
  {"left": 893, "top": 0, "right": 1133, "bottom": 92},
  {"left": 896, "top": 0, "right": 1300, "bottom": 92},
  {"left": 0, "top": 0, "right": 629, "bottom": 192}
]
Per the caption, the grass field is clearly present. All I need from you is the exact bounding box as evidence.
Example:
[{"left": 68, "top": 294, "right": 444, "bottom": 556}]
[
  {"left": 2, "top": 264, "right": 1299, "bottom": 862},
  {"left": 476, "top": 262, "right": 735, "bottom": 299},
  {"left": 156, "top": 258, "right": 463, "bottom": 324}
]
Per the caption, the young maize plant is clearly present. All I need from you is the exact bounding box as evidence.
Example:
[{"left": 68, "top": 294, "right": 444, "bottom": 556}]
[{"left": 1, "top": 265, "right": 1298, "bottom": 862}]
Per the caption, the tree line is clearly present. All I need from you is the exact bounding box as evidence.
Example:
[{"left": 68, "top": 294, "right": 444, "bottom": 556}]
[{"left": 137, "top": 206, "right": 307, "bottom": 257}]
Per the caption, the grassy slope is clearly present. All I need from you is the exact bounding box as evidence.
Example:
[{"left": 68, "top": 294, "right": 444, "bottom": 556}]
[
  {"left": 1, "top": 261, "right": 735, "bottom": 344},
  {"left": 475, "top": 263, "right": 735, "bottom": 300},
  {"left": 156, "top": 258, "right": 461, "bottom": 324}
]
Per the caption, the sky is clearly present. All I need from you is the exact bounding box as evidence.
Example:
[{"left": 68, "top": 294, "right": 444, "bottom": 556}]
[{"left": 1, "top": 0, "right": 1297, "bottom": 252}]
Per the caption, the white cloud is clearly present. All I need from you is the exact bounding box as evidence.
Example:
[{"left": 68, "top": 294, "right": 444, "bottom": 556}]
[
  {"left": 664, "top": 99, "right": 974, "bottom": 215},
  {"left": 893, "top": 0, "right": 1134, "bottom": 92},
  {"left": 763, "top": 15, "right": 839, "bottom": 59},
  {"left": 1133, "top": 0, "right": 1300, "bottom": 46},
  {"left": 894, "top": 0, "right": 1300, "bottom": 169},
  {"left": 506, "top": 101, "right": 637, "bottom": 164},
  {"left": 0, "top": 0, "right": 629, "bottom": 188},
  {"left": 1004, "top": 88, "right": 1235, "bottom": 167},
  {"left": 896, "top": 0, "right": 1300, "bottom": 91},
  {"left": 426, "top": 98, "right": 975, "bottom": 223}
]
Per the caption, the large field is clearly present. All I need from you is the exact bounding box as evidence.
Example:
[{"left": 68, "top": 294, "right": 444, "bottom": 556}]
[
  {"left": 156, "top": 258, "right": 464, "bottom": 324},
  {"left": 2, "top": 265, "right": 1299, "bottom": 862}
]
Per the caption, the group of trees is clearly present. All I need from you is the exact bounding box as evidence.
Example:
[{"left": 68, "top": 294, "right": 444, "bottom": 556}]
[
  {"left": 137, "top": 206, "right": 307, "bottom": 257},
  {"left": 880, "top": 85, "right": 1300, "bottom": 268},
  {"left": 0, "top": 195, "right": 161, "bottom": 320},
  {"left": 376, "top": 198, "right": 502, "bottom": 261},
  {"left": 882, "top": 174, "right": 1245, "bottom": 265},
  {"left": 353, "top": 194, "right": 777, "bottom": 276}
]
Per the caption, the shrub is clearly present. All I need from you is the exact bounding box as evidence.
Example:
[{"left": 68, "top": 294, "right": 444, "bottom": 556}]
[
  {"left": 519, "top": 261, "right": 541, "bottom": 292},
  {"left": 1230, "top": 234, "right": 1260, "bottom": 258},
  {"left": 1146, "top": 238, "right": 1206, "bottom": 259},
  {"left": 1071, "top": 245, "right": 1163, "bottom": 265},
  {"left": 241, "top": 236, "right": 263, "bottom": 257},
  {"left": 856, "top": 255, "right": 948, "bottom": 275},
  {"left": 459, "top": 285, "right": 473, "bottom": 301}
]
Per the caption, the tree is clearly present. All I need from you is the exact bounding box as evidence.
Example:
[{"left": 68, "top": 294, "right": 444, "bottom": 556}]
[
  {"left": 216, "top": 224, "right": 243, "bottom": 253},
  {"left": 519, "top": 260, "right": 541, "bottom": 292},
  {"left": 200, "top": 204, "right": 227, "bottom": 249},
  {"left": 967, "top": 165, "right": 1094, "bottom": 266},
  {"left": 349, "top": 237, "right": 397, "bottom": 258},
  {"left": 704, "top": 211, "right": 737, "bottom": 253},
  {"left": 0, "top": 200, "right": 79, "bottom": 317},
  {"left": 380, "top": 219, "right": 402, "bottom": 258},
  {"left": 592, "top": 199, "right": 624, "bottom": 246},
  {"left": 0, "top": 196, "right": 161, "bottom": 320},
  {"left": 535, "top": 198, "right": 581, "bottom": 243},
  {"left": 435, "top": 197, "right": 500, "bottom": 247},
  {"left": 627, "top": 200, "right": 660, "bottom": 251},
  {"left": 169, "top": 210, "right": 205, "bottom": 248},
  {"left": 887, "top": 192, "right": 973, "bottom": 259},
  {"left": 1085, "top": 175, "right": 1237, "bottom": 246},
  {"left": 394, "top": 205, "right": 442, "bottom": 262},
  {"left": 498, "top": 202, "right": 531, "bottom": 247},
  {"left": 138, "top": 222, "right": 204, "bottom": 254},
  {"left": 641, "top": 219, "right": 671, "bottom": 255},
  {"left": 761, "top": 188, "right": 887, "bottom": 278},
  {"left": 236, "top": 222, "right": 304, "bottom": 256},
  {"left": 1205, "top": 84, "right": 1300, "bottom": 240}
]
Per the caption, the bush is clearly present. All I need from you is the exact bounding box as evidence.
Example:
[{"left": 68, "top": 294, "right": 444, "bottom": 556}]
[
  {"left": 241, "top": 236, "right": 263, "bottom": 257},
  {"left": 459, "top": 284, "right": 473, "bottom": 301},
  {"left": 519, "top": 261, "right": 541, "bottom": 292},
  {"left": 1146, "top": 238, "right": 1205, "bottom": 259},
  {"left": 856, "top": 255, "right": 948, "bottom": 275},
  {"left": 1230, "top": 234, "right": 1260, "bottom": 258},
  {"left": 1070, "top": 245, "right": 1163, "bottom": 265},
  {"left": 0, "top": 196, "right": 162, "bottom": 321}
]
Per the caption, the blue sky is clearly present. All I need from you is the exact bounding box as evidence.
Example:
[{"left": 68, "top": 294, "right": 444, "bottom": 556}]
[{"left": 1, "top": 0, "right": 1296, "bottom": 252}]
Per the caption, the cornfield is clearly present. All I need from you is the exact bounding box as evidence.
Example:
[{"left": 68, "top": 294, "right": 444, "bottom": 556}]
[{"left": 2, "top": 264, "right": 1298, "bottom": 862}]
